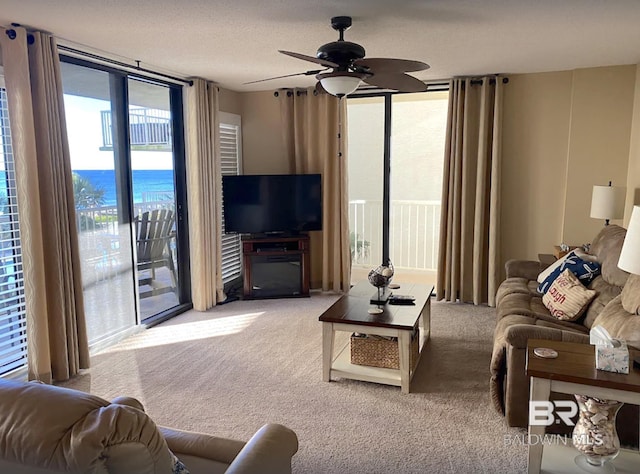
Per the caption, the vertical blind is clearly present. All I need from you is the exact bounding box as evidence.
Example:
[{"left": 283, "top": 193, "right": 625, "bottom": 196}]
[
  {"left": 220, "top": 121, "right": 242, "bottom": 283},
  {"left": 0, "top": 86, "right": 27, "bottom": 376}
]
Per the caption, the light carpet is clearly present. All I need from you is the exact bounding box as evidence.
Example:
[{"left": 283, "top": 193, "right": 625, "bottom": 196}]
[{"left": 61, "top": 292, "right": 527, "bottom": 473}]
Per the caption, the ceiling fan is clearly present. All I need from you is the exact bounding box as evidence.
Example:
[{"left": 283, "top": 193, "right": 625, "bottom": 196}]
[{"left": 247, "top": 16, "right": 430, "bottom": 97}]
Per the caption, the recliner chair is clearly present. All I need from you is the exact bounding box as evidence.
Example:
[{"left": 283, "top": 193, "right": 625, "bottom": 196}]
[{"left": 0, "top": 379, "right": 298, "bottom": 474}]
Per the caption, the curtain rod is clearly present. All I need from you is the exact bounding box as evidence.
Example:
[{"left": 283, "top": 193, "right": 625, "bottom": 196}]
[
  {"left": 469, "top": 77, "right": 510, "bottom": 85},
  {"left": 57, "top": 45, "right": 193, "bottom": 86},
  {"left": 273, "top": 89, "right": 319, "bottom": 97}
]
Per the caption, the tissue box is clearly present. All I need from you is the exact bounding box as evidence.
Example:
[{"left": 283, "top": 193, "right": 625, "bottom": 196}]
[{"left": 595, "top": 341, "right": 629, "bottom": 374}]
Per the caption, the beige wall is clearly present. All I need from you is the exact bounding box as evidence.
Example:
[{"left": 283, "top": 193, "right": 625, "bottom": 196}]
[
  {"left": 625, "top": 64, "right": 640, "bottom": 224},
  {"left": 218, "top": 87, "right": 241, "bottom": 115},
  {"left": 502, "top": 71, "right": 573, "bottom": 263},
  {"left": 562, "top": 66, "right": 635, "bottom": 244},
  {"left": 238, "top": 91, "right": 289, "bottom": 174},
  {"left": 502, "top": 65, "right": 636, "bottom": 267}
]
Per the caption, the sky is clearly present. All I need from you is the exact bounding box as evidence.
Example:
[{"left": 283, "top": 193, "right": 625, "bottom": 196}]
[{"left": 63, "top": 94, "right": 173, "bottom": 171}]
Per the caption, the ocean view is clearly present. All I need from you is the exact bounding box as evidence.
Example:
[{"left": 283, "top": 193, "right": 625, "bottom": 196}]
[{"left": 74, "top": 169, "right": 174, "bottom": 206}]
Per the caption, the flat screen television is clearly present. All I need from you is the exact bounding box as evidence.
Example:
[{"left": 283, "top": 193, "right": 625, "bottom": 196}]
[{"left": 222, "top": 174, "right": 322, "bottom": 235}]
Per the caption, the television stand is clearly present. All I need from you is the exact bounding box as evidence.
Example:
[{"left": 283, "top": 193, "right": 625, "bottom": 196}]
[{"left": 242, "top": 234, "right": 310, "bottom": 299}]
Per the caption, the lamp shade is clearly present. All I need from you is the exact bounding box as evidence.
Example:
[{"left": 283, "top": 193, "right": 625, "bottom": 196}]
[
  {"left": 590, "top": 185, "right": 625, "bottom": 220},
  {"left": 618, "top": 205, "right": 640, "bottom": 275},
  {"left": 317, "top": 72, "right": 362, "bottom": 97}
]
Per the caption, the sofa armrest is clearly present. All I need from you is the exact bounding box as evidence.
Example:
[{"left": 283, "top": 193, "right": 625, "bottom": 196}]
[
  {"left": 225, "top": 424, "right": 298, "bottom": 474},
  {"left": 505, "top": 259, "right": 545, "bottom": 280},
  {"left": 161, "top": 423, "right": 298, "bottom": 474},
  {"left": 111, "top": 396, "right": 145, "bottom": 411},
  {"left": 505, "top": 324, "right": 589, "bottom": 349},
  {"left": 160, "top": 426, "right": 245, "bottom": 465}
]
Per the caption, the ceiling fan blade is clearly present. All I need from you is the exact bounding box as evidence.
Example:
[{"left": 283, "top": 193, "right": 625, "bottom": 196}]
[
  {"left": 244, "top": 69, "right": 326, "bottom": 85},
  {"left": 279, "top": 50, "right": 339, "bottom": 68},
  {"left": 354, "top": 58, "right": 430, "bottom": 73},
  {"left": 363, "top": 73, "right": 428, "bottom": 93}
]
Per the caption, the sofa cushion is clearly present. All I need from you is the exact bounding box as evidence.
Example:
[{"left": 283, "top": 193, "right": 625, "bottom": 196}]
[
  {"left": 583, "top": 276, "right": 625, "bottom": 329},
  {"left": 497, "top": 292, "right": 549, "bottom": 320},
  {"left": 592, "top": 295, "right": 640, "bottom": 346},
  {"left": 496, "top": 277, "right": 540, "bottom": 308},
  {"left": 496, "top": 291, "right": 589, "bottom": 331},
  {"left": 590, "top": 224, "right": 629, "bottom": 287},
  {"left": 537, "top": 255, "right": 600, "bottom": 294},
  {"left": 542, "top": 269, "right": 597, "bottom": 321},
  {"left": 621, "top": 273, "right": 640, "bottom": 315}
]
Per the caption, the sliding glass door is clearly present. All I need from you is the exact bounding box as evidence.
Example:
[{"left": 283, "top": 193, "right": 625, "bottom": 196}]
[
  {"left": 389, "top": 92, "right": 448, "bottom": 283},
  {"left": 127, "top": 79, "right": 181, "bottom": 319},
  {"left": 62, "top": 63, "right": 138, "bottom": 347},
  {"left": 347, "top": 91, "right": 448, "bottom": 286},
  {"left": 61, "top": 59, "right": 189, "bottom": 349}
]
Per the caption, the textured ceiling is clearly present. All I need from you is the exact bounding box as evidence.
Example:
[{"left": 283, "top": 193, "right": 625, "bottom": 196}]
[{"left": 2, "top": 0, "right": 640, "bottom": 92}]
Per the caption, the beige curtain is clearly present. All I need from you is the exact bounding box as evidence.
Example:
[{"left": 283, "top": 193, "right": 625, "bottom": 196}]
[
  {"left": 436, "top": 77, "right": 504, "bottom": 307},
  {"left": 0, "top": 26, "right": 89, "bottom": 382},
  {"left": 184, "top": 78, "right": 225, "bottom": 310},
  {"left": 279, "top": 88, "right": 350, "bottom": 292}
]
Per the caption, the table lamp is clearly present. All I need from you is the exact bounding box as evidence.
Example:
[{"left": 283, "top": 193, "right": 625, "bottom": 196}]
[
  {"left": 590, "top": 181, "right": 625, "bottom": 226},
  {"left": 618, "top": 205, "right": 640, "bottom": 275}
]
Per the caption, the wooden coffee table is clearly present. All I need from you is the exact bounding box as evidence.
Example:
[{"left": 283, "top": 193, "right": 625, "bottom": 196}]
[
  {"left": 319, "top": 281, "right": 432, "bottom": 393},
  {"left": 526, "top": 339, "right": 640, "bottom": 474}
]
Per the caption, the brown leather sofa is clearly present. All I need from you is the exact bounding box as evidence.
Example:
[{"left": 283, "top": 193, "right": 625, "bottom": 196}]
[
  {"left": 0, "top": 379, "right": 298, "bottom": 473},
  {"left": 490, "top": 224, "right": 640, "bottom": 444}
]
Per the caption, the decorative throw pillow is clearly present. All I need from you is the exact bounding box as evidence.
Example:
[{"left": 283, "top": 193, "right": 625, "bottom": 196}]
[
  {"left": 542, "top": 269, "right": 597, "bottom": 321},
  {"left": 537, "top": 249, "right": 598, "bottom": 284},
  {"left": 170, "top": 452, "right": 190, "bottom": 474},
  {"left": 537, "top": 252, "right": 572, "bottom": 284},
  {"left": 537, "top": 252, "right": 601, "bottom": 294}
]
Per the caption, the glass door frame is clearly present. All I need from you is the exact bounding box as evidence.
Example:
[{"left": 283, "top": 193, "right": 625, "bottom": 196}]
[{"left": 60, "top": 55, "right": 192, "bottom": 326}]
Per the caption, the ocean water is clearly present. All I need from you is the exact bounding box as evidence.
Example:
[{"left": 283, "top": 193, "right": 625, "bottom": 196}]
[{"left": 74, "top": 169, "right": 174, "bottom": 206}]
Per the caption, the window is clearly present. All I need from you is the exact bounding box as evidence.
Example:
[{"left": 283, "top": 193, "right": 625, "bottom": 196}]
[
  {"left": 0, "top": 83, "right": 27, "bottom": 376},
  {"left": 219, "top": 112, "right": 242, "bottom": 284}
]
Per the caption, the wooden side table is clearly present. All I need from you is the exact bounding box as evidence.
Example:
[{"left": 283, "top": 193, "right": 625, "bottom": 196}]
[
  {"left": 553, "top": 245, "right": 579, "bottom": 259},
  {"left": 526, "top": 339, "right": 640, "bottom": 474}
]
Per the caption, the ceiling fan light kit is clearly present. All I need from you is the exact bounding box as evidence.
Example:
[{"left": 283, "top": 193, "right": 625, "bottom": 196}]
[
  {"left": 251, "top": 16, "right": 430, "bottom": 97},
  {"left": 317, "top": 71, "right": 369, "bottom": 97}
]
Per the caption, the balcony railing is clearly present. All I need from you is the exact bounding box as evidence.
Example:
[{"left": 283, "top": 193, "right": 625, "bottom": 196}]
[
  {"left": 350, "top": 200, "right": 441, "bottom": 272},
  {"left": 75, "top": 200, "right": 174, "bottom": 288},
  {"left": 101, "top": 108, "right": 172, "bottom": 149}
]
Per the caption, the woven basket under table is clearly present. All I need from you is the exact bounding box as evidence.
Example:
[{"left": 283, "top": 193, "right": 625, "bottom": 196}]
[{"left": 350, "top": 329, "right": 419, "bottom": 370}]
